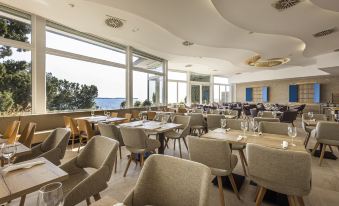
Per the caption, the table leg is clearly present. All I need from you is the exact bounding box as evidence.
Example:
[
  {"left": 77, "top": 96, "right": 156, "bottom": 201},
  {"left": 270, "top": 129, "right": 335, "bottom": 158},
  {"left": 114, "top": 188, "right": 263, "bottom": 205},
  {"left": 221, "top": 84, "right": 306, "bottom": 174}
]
[{"left": 158, "top": 133, "right": 165, "bottom": 154}]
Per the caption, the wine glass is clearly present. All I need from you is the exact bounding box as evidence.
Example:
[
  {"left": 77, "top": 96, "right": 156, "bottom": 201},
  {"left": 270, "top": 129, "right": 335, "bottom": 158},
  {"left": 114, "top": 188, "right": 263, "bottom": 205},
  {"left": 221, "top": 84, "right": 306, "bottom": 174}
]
[
  {"left": 258, "top": 111, "right": 263, "bottom": 118},
  {"left": 272, "top": 111, "right": 277, "bottom": 118},
  {"left": 251, "top": 120, "right": 258, "bottom": 136},
  {"left": 90, "top": 110, "right": 95, "bottom": 117},
  {"left": 105, "top": 111, "right": 110, "bottom": 120},
  {"left": 308, "top": 112, "right": 314, "bottom": 120},
  {"left": 37, "top": 182, "right": 64, "bottom": 206},
  {"left": 220, "top": 119, "right": 227, "bottom": 132},
  {"left": 2, "top": 143, "right": 17, "bottom": 166},
  {"left": 288, "top": 125, "right": 297, "bottom": 146},
  {"left": 334, "top": 114, "right": 339, "bottom": 122},
  {"left": 143, "top": 115, "right": 147, "bottom": 122},
  {"left": 241, "top": 121, "right": 248, "bottom": 138}
]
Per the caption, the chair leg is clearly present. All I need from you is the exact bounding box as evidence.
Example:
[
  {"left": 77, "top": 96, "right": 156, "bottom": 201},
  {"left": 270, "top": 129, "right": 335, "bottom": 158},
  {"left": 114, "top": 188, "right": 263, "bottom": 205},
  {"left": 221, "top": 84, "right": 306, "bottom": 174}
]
[
  {"left": 228, "top": 174, "right": 240, "bottom": 200},
  {"left": 114, "top": 155, "right": 117, "bottom": 173},
  {"left": 93, "top": 193, "right": 101, "bottom": 201},
  {"left": 287, "top": 195, "right": 296, "bottom": 206},
  {"left": 86, "top": 198, "right": 91, "bottom": 205},
  {"left": 173, "top": 139, "right": 176, "bottom": 150},
  {"left": 19, "top": 195, "right": 26, "bottom": 206},
  {"left": 329, "top": 145, "right": 334, "bottom": 153},
  {"left": 312, "top": 142, "right": 320, "bottom": 155},
  {"left": 239, "top": 149, "right": 248, "bottom": 166},
  {"left": 238, "top": 151, "right": 247, "bottom": 176},
  {"left": 123, "top": 154, "right": 132, "bottom": 177},
  {"left": 140, "top": 152, "right": 145, "bottom": 168},
  {"left": 119, "top": 146, "right": 122, "bottom": 159},
  {"left": 77, "top": 137, "right": 82, "bottom": 153},
  {"left": 178, "top": 139, "right": 182, "bottom": 158},
  {"left": 165, "top": 138, "right": 170, "bottom": 149},
  {"left": 217, "top": 176, "right": 225, "bottom": 206},
  {"left": 297, "top": 196, "right": 305, "bottom": 206},
  {"left": 319, "top": 144, "right": 327, "bottom": 166},
  {"left": 71, "top": 134, "right": 75, "bottom": 150},
  {"left": 255, "top": 186, "right": 266, "bottom": 206},
  {"left": 304, "top": 132, "right": 311, "bottom": 148},
  {"left": 182, "top": 137, "right": 189, "bottom": 151}
]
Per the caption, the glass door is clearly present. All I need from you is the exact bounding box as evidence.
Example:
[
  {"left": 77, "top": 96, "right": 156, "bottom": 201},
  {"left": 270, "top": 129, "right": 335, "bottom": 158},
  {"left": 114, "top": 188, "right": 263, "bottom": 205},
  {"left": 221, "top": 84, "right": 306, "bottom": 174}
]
[{"left": 190, "top": 84, "right": 210, "bottom": 104}]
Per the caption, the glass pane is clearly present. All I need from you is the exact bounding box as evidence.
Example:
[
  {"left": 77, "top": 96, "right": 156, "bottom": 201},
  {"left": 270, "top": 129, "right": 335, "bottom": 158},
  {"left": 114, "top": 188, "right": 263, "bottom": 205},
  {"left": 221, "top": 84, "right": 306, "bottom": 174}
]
[
  {"left": 148, "top": 79, "right": 156, "bottom": 103},
  {"left": 133, "top": 71, "right": 148, "bottom": 104},
  {"left": 168, "top": 71, "right": 187, "bottom": 81},
  {"left": 0, "top": 45, "right": 31, "bottom": 114},
  {"left": 191, "top": 85, "right": 200, "bottom": 104},
  {"left": 190, "top": 73, "right": 210, "bottom": 82},
  {"left": 220, "top": 85, "right": 226, "bottom": 103},
  {"left": 214, "top": 85, "right": 219, "bottom": 103},
  {"left": 46, "top": 29, "right": 126, "bottom": 64},
  {"left": 178, "top": 82, "right": 187, "bottom": 103},
  {"left": 226, "top": 85, "right": 231, "bottom": 102},
  {"left": 0, "top": 12, "right": 31, "bottom": 43},
  {"left": 46, "top": 55, "right": 126, "bottom": 111},
  {"left": 133, "top": 53, "right": 163, "bottom": 73},
  {"left": 214, "top": 76, "right": 229, "bottom": 84},
  {"left": 202, "top": 86, "right": 210, "bottom": 104},
  {"left": 168, "top": 82, "right": 177, "bottom": 104}
]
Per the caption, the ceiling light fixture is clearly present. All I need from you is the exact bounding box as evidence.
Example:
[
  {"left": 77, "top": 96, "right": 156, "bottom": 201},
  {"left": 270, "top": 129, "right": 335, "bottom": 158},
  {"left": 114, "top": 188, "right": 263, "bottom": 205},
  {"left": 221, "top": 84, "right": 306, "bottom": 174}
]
[
  {"left": 245, "top": 55, "right": 290, "bottom": 67},
  {"left": 313, "top": 27, "right": 338, "bottom": 38},
  {"left": 105, "top": 15, "right": 125, "bottom": 29},
  {"left": 334, "top": 49, "right": 339, "bottom": 52},
  {"left": 182, "top": 41, "right": 194, "bottom": 46},
  {"left": 68, "top": 3, "right": 75, "bottom": 8},
  {"left": 185, "top": 64, "right": 192, "bottom": 68},
  {"left": 272, "top": 0, "right": 302, "bottom": 11}
]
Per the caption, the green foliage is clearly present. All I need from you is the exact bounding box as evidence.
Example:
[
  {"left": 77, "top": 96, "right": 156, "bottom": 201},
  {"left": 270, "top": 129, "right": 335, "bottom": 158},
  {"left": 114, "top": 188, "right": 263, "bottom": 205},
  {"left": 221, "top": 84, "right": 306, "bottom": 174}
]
[
  {"left": 0, "top": 91, "right": 14, "bottom": 112},
  {"left": 152, "top": 92, "right": 156, "bottom": 104},
  {"left": 134, "top": 100, "right": 141, "bottom": 107},
  {"left": 120, "top": 100, "right": 126, "bottom": 108},
  {"left": 142, "top": 99, "right": 152, "bottom": 107}
]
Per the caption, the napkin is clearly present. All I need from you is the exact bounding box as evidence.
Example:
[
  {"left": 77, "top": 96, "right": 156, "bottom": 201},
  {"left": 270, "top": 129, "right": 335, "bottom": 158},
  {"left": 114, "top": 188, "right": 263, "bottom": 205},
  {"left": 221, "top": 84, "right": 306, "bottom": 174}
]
[
  {"left": 282, "top": 141, "right": 288, "bottom": 150},
  {"left": 2, "top": 160, "right": 45, "bottom": 173},
  {"left": 113, "top": 204, "right": 126, "bottom": 206}
]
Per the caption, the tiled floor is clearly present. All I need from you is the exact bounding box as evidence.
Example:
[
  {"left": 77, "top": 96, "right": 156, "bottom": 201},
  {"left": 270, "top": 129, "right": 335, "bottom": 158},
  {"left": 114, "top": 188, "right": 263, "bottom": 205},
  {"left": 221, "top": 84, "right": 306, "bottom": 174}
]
[{"left": 11, "top": 119, "right": 339, "bottom": 206}]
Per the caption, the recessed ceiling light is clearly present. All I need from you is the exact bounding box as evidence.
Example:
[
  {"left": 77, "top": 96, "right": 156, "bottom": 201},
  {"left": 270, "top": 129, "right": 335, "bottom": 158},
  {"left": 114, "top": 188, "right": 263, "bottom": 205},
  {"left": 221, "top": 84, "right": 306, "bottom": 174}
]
[
  {"left": 185, "top": 64, "right": 192, "bottom": 68},
  {"left": 68, "top": 3, "right": 75, "bottom": 8},
  {"left": 182, "top": 41, "right": 194, "bottom": 46},
  {"left": 212, "top": 69, "right": 218, "bottom": 72},
  {"left": 334, "top": 49, "right": 339, "bottom": 52},
  {"left": 235, "top": 72, "right": 242, "bottom": 75},
  {"left": 105, "top": 15, "right": 125, "bottom": 29},
  {"left": 248, "top": 31, "right": 254, "bottom": 34},
  {"left": 132, "top": 27, "right": 140, "bottom": 32},
  {"left": 313, "top": 27, "right": 337, "bottom": 38}
]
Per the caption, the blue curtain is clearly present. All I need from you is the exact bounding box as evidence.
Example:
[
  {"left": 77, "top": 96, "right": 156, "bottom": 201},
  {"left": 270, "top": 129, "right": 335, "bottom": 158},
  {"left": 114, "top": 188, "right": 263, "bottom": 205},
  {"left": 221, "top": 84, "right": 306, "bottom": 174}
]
[
  {"left": 289, "top": 85, "right": 299, "bottom": 102},
  {"left": 262, "top": 87, "right": 269, "bottom": 102},
  {"left": 246, "top": 88, "right": 253, "bottom": 102},
  {"left": 314, "top": 83, "right": 321, "bottom": 103}
]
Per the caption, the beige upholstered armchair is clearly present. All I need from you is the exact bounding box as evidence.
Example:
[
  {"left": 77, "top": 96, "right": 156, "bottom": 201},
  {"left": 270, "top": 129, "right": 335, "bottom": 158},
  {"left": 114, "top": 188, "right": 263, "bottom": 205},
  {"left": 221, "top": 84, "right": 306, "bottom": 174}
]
[
  {"left": 302, "top": 113, "right": 327, "bottom": 147},
  {"left": 247, "top": 143, "right": 312, "bottom": 206},
  {"left": 258, "top": 121, "right": 290, "bottom": 136},
  {"left": 206, "top": 114, "right": 225, "bottom": 131},
  {"left": 187, "top": 136, "right": 239, "bottom": 206},
  {"left": 254, "top": 117, "right": 280, "bottom": 125},
  {"left": 312, "top": 121, "right": 339, "bottom": 166},
  {"left": 123, "top": 154, "right": 211, "bottom": 206},
  {"left": 60, "top": 136, "right": 119, "bottom": 206},
  {"left": 14, "top": 128, "right": 70, "bottom": 165},
  {"left": 187, "top": 113, "right": 206, "bottom": 136}
]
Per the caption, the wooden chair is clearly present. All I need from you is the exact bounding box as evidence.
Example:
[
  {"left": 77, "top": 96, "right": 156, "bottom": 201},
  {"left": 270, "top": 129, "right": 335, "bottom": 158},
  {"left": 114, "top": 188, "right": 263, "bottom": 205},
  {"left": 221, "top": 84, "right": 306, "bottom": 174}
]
[
  {"left": 111, "top": 112, "right": 118, "bottom": 118},
  {"left": 17, "top": 122, "right": 36, "bottom": 148},
  {"left": 177, "top": 108, "right": 187, "bottom": 114},
  {"left": 76, "top": 119, "right": 96, "bottom": 153},
  {"left": 123, "top": 113, "right": 132, "bottom": 123},
  {"left": 3, "top": 120, "right": 20, "bottom": 144},
  {"left": 63, "top": 116, "right": 79, "bottom": 149},
  {"left": 147, "top": 111, "right": 156, "bottom": 120},
  {"left": 131, "top": 110, "right": 140, "bottom": 121}
]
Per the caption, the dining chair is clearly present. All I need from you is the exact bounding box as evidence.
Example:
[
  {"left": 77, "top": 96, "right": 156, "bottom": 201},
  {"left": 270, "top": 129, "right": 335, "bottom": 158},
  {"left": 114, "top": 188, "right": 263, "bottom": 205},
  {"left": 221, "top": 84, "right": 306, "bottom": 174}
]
[
  {"left": 177, "top": 108, "right": 187, "bottom": 114},
  {"left": 187, "top": 136, "right": 240, "bottom": 206},
  {"left": 14, "top": 128, "right": 70, "bottom": 165},
  {"left": 123, "top": 113, "right": 132, "bottom": 123},
  {"left": 77, "top": 119, "right": 96, "bottom": 153},
  {"left": 258, "top": 121, "right": 290, "bottom": 136},
  {"left": 302, "top": 113, "right": 327, "bottom": 147},
  {"left": 2, "top": 120, "right": 20, "bottom": 144},
  {"left": 247, "top": 143, "right": 311, "bottom": 206},
  {"left": 153, "top": 113, "right": 170, "bottom": 122},
  {"left": 280, "top": 111, "right": 298, "bottom": 126},
  {"left": 111, "top": 112, "right": 118, "bottom": 118},
  {"left": 261, "top": 111, "right": 274, "bottom": 118},
  {"left": 253, "top": 117, "right": 280, "bottom": 125},
  {"left": 98, "top": 123, "right": 124, "bottom": 173},
  {"left": 312, "top": 121, "right": 339, "bottom": 166},
  {"left": 164, "top": 115, "right": 191, "bottom": 158},
  {"left": 123, "top": 154, "right": 211, "bottom": 206},
  {"left": 147, "top": 111, "right": 157, "bottom": 120},
  {"left": 63, "top": 116, "right": 79, "bottom": 149},
  {"left": 131, "top": 110, "right": 140, "bottom": 121},
  {"left": 207, "top": 114, "right": 225, "bottom": 131},
  {"left": 120, "top": 127, "right": 160, "bottom": 177},
  {"left": 61, "top": 136, "right": 118, "bottom": 206},
  {"left": 17, "top": 122, "right": 36, "bottom": 148},
  {"left": 187, "top": 113, "right": 205, "bottom": 136}
]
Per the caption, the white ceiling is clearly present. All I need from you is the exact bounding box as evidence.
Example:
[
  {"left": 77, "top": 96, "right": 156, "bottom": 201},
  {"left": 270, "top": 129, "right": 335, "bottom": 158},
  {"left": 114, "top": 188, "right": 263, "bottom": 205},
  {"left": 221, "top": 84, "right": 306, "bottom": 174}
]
[{"left": 1, "top": 0, "right": 339, "bottom": 78}]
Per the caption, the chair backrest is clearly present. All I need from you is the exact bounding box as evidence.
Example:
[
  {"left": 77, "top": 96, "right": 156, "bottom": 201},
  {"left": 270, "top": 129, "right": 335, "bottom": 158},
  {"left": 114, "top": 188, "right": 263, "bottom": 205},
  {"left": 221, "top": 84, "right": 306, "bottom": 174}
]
[
  {"left": 301, "top": 113, "right": 327, "bottom": 131},
  {"left": 230, "top": 110, "right": 239, "bottom": 117},
  {"left": 315, "top": 121, "right": 339, "bottom": 142},
  {"left": 262, "top": 111, "right": 274, "bottom": 118},
  {"left": 63, "top": 116, "right": 79, "bottom": 136},
  {"left": 187, "top": 113, "right": 204, "bottom": 127},
  {"left": 17, "top": 122, "right": 36, "bottom": 148},
  {"left": 154, "top": 113, "right": 170, "bottom": 122},
  {"left": 206, "top": 114, "right": 225, "bottom": 130},
  {"left": 77, "top": 119, "right": 95, "bottom": 139},
  {"left": 124, "top": 113, "right": 132, "bottom": 123},
  {"left": 258, "top": 122, "right": 290, "bottom": 136},
  {"left": 41, "top": 128, "right": 71, "bottom": 159},
  {"left": 280, "top": 111, "right": 298, "bottom": 123},
  {"left": 124, "top": 154, "right": 210, "bottom": 206},
  {"left": 4, "top": 120, "right": 20, "bottom": 144},
  {"left": 131, "top": 110, "right": 140, "bottom": 120},
  {"left": 254, "top": 117, "right": 280, "bottom": 124},
  {"left": 192, "top": 108, "right": 203, "bottom": 113},
  {"left": 250, "top": 109, "right": 258, "bottom": 117},
  {"left": 147, "top": 111, "right": 157, "bottom": 120},
  {"left": 76, "top": 136, "right": 118, "bottom": 180},
  {"left": 173, "top": 115, "right": 191, "bottom": 137},
  {"left": 111, "top": 112, "right": 118, "bottom": 118},
  {"left": 120, "top": 127, "right": 148, "bottom": 150},
  {"left": 225, "top": 119, "right": 243, "bottom": 130},
  {"left": 177, "top": 108, "right": 187, "bottom": 114},
  {"left": 187, "top": 136, "right": 233, "bottom": 171},
  {"left": 246, "top": 144, "right": 311, "bottom": 196},
  {"left": 98, "top": 123, "right": 123, "bottom": 145}
]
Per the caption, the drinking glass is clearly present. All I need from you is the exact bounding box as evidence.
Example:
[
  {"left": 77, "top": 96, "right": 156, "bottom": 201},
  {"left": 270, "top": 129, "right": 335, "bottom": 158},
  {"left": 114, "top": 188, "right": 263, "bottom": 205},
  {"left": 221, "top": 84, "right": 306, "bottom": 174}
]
[
  {"left": 308, "top": 112, "right": 314, "bottom": 120},
  {"left": 2, "top": 143, "right": 17, "bottom": 166},
  {"left": 105, "top": 112, "right": 110, "bottom": 120},
  {"left": 90, "top": 110, "right": 95, "bottom": 117},
  {"left": 335, "top": 114, "right": 339, "bottom": 122},
  {"left": 288, "top": 126, "right": 297, "bottom": 146},
  {"left": 143, "top": 115, "right": 147, "bottom": 122},
  {"left": 241, "top": 121, "right": 248, "bottom": 138},
  {"left": 272, "top": 111, "right": 277, "bottom": 118},
  {"left": 37, "top": 182, "right": 64, "bottom": 206},
  {"left": 251, "top": 120, "right": 258, "bottom": 136},
  {"left": 220, "top": 119, "right": 227, "bottom": 131},
  {"left": 258, "top": 111, "right": 263, "bottom": 118}
]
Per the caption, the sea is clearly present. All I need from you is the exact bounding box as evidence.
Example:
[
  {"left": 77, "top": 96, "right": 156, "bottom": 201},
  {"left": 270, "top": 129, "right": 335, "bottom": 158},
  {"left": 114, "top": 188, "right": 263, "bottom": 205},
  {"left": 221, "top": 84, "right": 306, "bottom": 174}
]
[{"left": 95, "top": 98, "right": 126, "bottom": 109}]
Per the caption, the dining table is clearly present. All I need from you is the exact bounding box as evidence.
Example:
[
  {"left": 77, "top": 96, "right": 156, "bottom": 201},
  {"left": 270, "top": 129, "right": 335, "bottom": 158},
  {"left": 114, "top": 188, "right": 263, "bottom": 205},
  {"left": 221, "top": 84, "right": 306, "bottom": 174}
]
[
  {"left": 0, "top": 157, "right": 68, "bottom": 206},
  {"left": 75, "top": 115, "right": 127, "bottom": 129},
  {"left": 119, "top": 121, "right": 182, "bottom": 154},
  {"left": 0, "top": 139, "right": 31, "bottom": 167},
  {"left": 91, "top": 196, "right": 120, "bottom": 206}
]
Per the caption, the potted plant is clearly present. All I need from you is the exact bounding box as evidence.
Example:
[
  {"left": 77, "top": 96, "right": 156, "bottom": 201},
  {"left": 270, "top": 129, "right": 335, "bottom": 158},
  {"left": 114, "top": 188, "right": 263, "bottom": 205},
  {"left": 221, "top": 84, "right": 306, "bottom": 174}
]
[
  {"left": 134, "top": 100, "right": 141, "bottom": 107},
  {"left": 120, "top": 100, "right": 126, "bottom": 109}
]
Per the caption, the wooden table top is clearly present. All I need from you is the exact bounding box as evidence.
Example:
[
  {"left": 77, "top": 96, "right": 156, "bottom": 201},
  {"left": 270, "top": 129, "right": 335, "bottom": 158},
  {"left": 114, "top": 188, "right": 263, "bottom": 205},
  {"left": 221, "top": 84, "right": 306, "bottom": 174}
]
[
  {"left": 76, "top": 116, "right": 127, "bottom": 123},
  {"left": 201, "top": 128, "right": 306, "bottom": 153},
  {"left": 0, "top": 157, "right": 68, "bottom": 203},
  {"left": 119, "top": 121, "right": 181, "bottom": 133},
  {"left": 91, "top": 196, "right": 120, "bottom": 206}
]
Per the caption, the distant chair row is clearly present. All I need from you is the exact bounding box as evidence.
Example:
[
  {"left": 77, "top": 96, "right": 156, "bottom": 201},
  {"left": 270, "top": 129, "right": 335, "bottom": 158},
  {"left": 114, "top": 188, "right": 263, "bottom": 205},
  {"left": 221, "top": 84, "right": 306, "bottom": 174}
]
[{"left": 1, "top": 120, "right": 36, "bottom": 148}]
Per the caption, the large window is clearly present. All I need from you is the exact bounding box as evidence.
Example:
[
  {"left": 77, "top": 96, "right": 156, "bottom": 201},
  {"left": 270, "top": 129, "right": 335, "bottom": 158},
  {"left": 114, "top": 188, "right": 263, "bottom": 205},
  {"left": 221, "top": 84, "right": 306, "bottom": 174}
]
[
  {"left": 168, "top": 71, "right": 187, "bottom": 104},
  {"left": 46, "top": 27, "right": 126, "bottom": 111},
  {"left": 213, "top": 76, "right": 231, "bottom": 103},
  {"left": 0, "top": 9, "right": 32, "bottom": 114}
]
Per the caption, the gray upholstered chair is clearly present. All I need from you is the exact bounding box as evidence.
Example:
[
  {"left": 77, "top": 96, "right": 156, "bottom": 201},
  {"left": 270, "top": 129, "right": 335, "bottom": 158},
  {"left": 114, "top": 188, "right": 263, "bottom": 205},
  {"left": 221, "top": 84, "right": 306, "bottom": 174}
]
[
  {"left": 60, "top": 136, "right": 119, "bottom": 206},
  {"left": 312, "top": 121, "right": 339, "bottom": 166},
  {"left": 258, "top": 122, "right": 290, "bottom": 136},
  {"left": 225, "top": 119, "right": 248, "bottom": 176},
  {"left": 187, "top": 136, "right": 240, "bottom": 206},
  {"left": 254, "top": 117, "right": 280, "bottom": 125},
  {"left": 302, "top": 113, "right": 327, "bottom": 147},
  {"left": 228, "top": 110, "right": 239, "bottom": 117},
  {"left": 164, "top": 115, "right": 191, "bottom": 158},
  {"left": 123, "top": 154, "right": 211, "bottom": 206},
  {"left": 14, "top": 128, "right": 70, "bottom": 165},
  {"left": 188, "top": 113, "right": 206, "bottom": 136},
  {"left": 120, "top": 127, "right": 160, "bottom": 176},
  {"left": 207, "top": 114, "right": 225, "bottom": 131},
  {"left": 98, "top": 123, "right": 125, "bottom": 173},
  {"left": 246, "top": 143, "right": 312, "bottom": 206},
  {"left": 261, "top": 111, "right": 274, "bottom": 118}
]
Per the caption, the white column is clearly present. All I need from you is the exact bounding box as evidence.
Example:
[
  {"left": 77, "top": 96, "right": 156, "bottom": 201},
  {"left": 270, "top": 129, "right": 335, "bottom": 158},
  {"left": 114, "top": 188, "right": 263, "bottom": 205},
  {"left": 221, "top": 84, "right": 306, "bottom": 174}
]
[
  {"left": 187, "top": 71, "right": 191, "bottom": 105},
  {"left": 210, "top": 75, "right": 214, "bottom": 103},
  {"left": 126, "top": 46, "right": 133, "bottom": 108},
  {"left": 163, "top": 60, "right": 168, "bottom": 105},
  {"left": 31, "top": 15, "right": 46, "bottom": 114}
]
